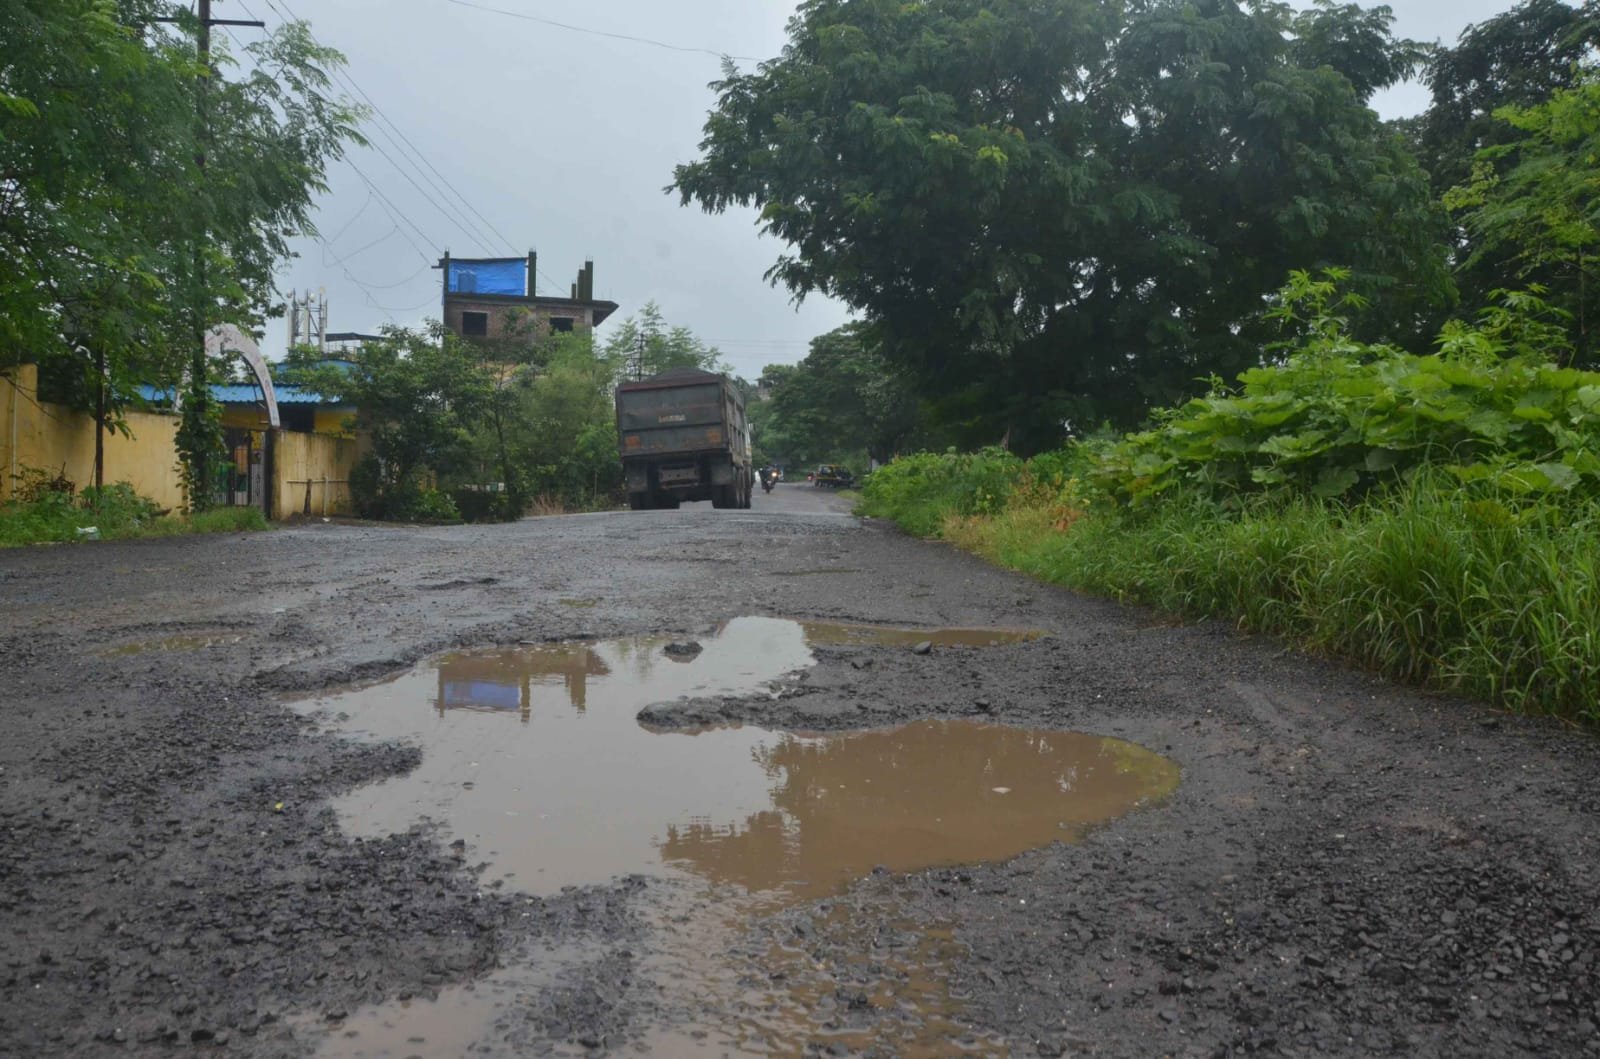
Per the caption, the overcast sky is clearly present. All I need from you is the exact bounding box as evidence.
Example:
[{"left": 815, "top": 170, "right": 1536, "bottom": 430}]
[{"left": 245, "top": 0, "right": 1521, "bottom": 379}]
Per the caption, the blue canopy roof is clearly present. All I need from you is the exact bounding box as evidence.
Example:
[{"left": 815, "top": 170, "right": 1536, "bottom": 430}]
[{"left": 136, "top": 383, "right": 344, "bottom": 406}]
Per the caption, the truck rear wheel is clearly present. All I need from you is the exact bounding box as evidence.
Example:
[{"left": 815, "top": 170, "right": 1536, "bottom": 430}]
[
  {"left": 628, "top": 493, "right": 650, "bottom": 511},
  {"left": 711, "top": 484, "right": 735, "bottom": 509}
]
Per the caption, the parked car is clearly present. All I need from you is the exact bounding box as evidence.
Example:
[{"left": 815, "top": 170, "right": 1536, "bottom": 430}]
[{"left": 813, "top": 464, "right": 854, "bottom": 488}]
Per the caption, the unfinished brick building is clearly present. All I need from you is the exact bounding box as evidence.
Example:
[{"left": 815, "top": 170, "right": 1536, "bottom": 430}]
[{"left": 437, "top": 253, "right": 618, "bottom": 347}]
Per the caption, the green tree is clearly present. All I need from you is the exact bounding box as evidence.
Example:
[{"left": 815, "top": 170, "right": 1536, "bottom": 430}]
[
  {"left": 1411, "top": 0, "right": 1599, "bottom": 196},
  {"left": 672, "top": 0, "right": 1450, "bottom": 449},
  {"left": 602, "top": 301, "right": 724, "bottom": 381},
  {"left": 1288, "top": 0, "right": 1430, "bottom": 101},
  {"left": 461, "top": 309, "right": 543, "bottom": 516},
  {"left": 292, "top": 326, "right": 489, "bottom": 519},
  {"left": 504, "top": 331, "right": 624, "bottom": 508},
  {"left": 0, "top": 0, "right": 362, "bottom": 508},
  {"left": 1445, "top": 72, "right": 1600, "bottom": 362},
  {"left": 1406, "top": 0, "right": 1599, "bottom": 339},
  {"left": 756, "top": 323, "right": 925, "bottom": 468}
]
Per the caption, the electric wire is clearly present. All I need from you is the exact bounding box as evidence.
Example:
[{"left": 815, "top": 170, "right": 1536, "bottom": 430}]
[
  {"left": 233, "top": 2, "right": 648, "bottom": 321},
  {"left": 321, "top": 224, "right": 402, "bottom": 268},
  {"left": 249, "top": 0, "right": 634, "bottom": 303},
  {"left": 345, "top": 161, "right": 440, "bottom": 264},
  {"left": 255, "top": 0, "right": 520, "bottom": 258},
  {"left": 214, "top": 18, "right": 435, "bottom": 327},
  {"left": 442, "top": 0, "right": 759, "bottom": 61},
  {"left": 320, "top": 188, "right": 375, "bottom": 248},
  {"left": 354, "top": 262, "right": 436, "bottom": 290}
]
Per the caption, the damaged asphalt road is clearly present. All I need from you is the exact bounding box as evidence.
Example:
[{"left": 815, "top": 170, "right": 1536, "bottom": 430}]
[{"left": 3, "top": 484, "right": 1600, "bottom": 1057}]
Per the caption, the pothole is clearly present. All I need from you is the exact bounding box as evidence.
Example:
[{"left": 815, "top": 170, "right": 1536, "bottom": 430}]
[
  {"left": 101, "top": 632, "right": 245, "bottom": 656},
  {"left": 291, "top": 616, "right": 1176, "bottom": 1054},
  {"left": 799, "top": 620, "right": 1045, "bottom": 648}
]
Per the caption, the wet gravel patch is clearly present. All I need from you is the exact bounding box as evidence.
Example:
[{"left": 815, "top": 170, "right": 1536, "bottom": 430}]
[{"left": 4, "top": 499, "right": 1600, "bottom": 1056}]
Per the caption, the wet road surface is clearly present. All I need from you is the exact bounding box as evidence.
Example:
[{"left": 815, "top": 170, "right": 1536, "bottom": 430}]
[{"left": 3, "top": 482, "right": 1600, "bottom": 1057}]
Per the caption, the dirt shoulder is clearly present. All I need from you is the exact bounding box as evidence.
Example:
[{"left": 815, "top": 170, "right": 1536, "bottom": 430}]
[{"left": 1, "top": 491, "right": 1597, "bottom": 1056}]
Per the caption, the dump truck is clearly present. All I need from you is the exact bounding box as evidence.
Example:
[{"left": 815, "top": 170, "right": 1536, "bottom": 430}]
[{"left": 615, "top": 367, "right": 752, "bottom": 510}]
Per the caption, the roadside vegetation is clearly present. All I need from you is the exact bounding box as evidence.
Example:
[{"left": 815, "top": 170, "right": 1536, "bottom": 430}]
[
  {"left": 284, "top": 302, "right": 725, "bottom": 522},
  {"left": 0, "top": 471, "right": 266, "bottom": 548},
  {"left": 710, "top": 0, "right": 1600, "bottom": 720},
  {"left": 749, "top": 323, "right": 936, "bottom": 476},
  {"left": 861, "top": 276, "right": 1600, "bottom": 721},
  {"left": 2, "top": 1, "right": 363, "bottom": 511}
]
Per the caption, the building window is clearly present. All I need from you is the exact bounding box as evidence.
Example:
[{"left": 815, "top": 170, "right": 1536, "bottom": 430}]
[
  {"left": 548, "top": 317, "right": 574, "bottom": 333},
  {"left": 461, "top": 311, "right": 489, "bottom": 337}
]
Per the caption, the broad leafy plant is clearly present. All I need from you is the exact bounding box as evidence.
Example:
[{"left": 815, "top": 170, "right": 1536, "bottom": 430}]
[{"left": 1092, "top": 269, "right": 1600, "bottom": 504}]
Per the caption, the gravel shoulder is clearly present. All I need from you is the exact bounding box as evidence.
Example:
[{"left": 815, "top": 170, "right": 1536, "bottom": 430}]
[{"left": 2, "top": 484, "right": 1598, "bottom": 1056}]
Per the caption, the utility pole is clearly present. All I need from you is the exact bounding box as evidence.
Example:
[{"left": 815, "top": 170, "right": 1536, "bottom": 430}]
[{"left": 153, "top": 0, "right": 264, "bottom": 509}]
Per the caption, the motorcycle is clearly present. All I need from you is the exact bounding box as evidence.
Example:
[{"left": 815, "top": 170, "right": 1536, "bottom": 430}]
[{"left": 760, "top": 469, "right": 776, "bottom": 493}]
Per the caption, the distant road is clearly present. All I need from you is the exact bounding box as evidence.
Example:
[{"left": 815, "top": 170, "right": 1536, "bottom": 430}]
[{"left": 670, "top": 479, "right": 855, "bottom": 516}]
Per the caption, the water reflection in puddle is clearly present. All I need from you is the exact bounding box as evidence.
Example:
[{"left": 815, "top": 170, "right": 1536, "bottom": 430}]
[
  {"left": 296, "top": 617, "right": 1159, "bottom": 897},
  {"left": 294, "top": 616, "right": 1176, "bottom": 1055}
]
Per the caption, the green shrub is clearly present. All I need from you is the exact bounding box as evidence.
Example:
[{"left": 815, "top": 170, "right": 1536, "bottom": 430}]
[
  {"left": 0, "top": 481, "right": 268, "bottom": 547},
  {"left": 347, "top": 452, "right": 387, "bottom": 519},
  {"left": 451, "top": 487, "right": 527, "bottom": 522},
  {"left": 859, "top": 274, "right": 1600, "bottom": 721},
  {"left": 1093, "top": 276, "right": 1598, "bottom": 506},
  {"left": 402, "top": 488, "right": 461, "bottom": 523},
  {"left": 81, "top": 483, "right": 165, "bottom": 530},
  {"left": 858, "top": 447, "right": 1022, "bottom": 536}
]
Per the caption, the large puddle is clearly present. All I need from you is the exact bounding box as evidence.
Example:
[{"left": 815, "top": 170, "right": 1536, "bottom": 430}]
[
  {"left": 296, "top": 617, "right": 1171, "bottom": 897},
  {"left": 293, "top": 617, "right": 1178, "bottom": 1054}
]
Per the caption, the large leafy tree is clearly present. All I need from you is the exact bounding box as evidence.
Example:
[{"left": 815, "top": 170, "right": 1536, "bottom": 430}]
[
  {"left": 506, "top": 332, "right": 625, "bottom": 507},
  {"left": 1411, "top": 0, "right": 1599, "bottom": 196},
  {"left": 2, "top": 1, "right": 196, "bottom": 411},
  {"left": 1407, "top": 0, "right": 1600, "bottom": 333},
  {"left": 0, "top": 0, "right": 361, "bottom": 505},
  {"left": 673, "top": 0, "right": 1450, "bottom": 449},
  {"left": 1445, "top": 72, "right": 1600, "bottom": 363},
  {"left": 756, "top": 323, "right": 925, "bottom": 468}
]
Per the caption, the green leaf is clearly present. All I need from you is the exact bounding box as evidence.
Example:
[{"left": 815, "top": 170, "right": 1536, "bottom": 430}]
[
  {"left": 1312, "top": 465, "right": 1360, "bottom": 497},
  {"left": 1464, "top": 409, "right": 1515, "bottom": 440},
  {"left": 1364, "top": 448, "right": 1402, "bottom": 472}
]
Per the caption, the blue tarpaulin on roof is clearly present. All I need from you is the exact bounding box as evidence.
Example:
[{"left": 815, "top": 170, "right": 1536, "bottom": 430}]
[
  {"left": 442, "top": 680, "right": 521, "bottom": 711},
  {"left": 448, "top": 259, "right": 525, "bottom": 296}
]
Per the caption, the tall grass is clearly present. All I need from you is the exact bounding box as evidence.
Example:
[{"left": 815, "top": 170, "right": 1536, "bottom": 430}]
[{"left": 877, "top": 464, "right": 1600, "bottom": 722}]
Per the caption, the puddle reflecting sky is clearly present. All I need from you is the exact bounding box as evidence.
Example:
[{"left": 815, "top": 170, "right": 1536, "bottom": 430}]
[{"left": 296, "top": 617, "right": 1173, "bottom": 898}]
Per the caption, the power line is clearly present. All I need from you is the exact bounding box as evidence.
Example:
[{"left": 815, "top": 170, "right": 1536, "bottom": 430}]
[
  {"left": 256, "top": 0, "right": 520, "bottom": 257},
  {"left": 321, "top": 224, "right": 402, "bottom": 268},
  {"left": 353, "top": 262, "right": 436, "bottom": 290},
  {"left": 345, "top": 160, "right": 439, "bottom": 264},
  {"left": 321, "top": 188, "right": 375, "bottom": 248},
  {"left": 442, "top": 0, "right": 759, "bottom": 61},
  {"left": 334, "top": 82, "right": 510, "bottom": 254},
  {"left": 344, "top": 279, "right": 437, "bottom": 316},
  {"left": 208, "top": 26, "right": 419, "bottom": 336}
]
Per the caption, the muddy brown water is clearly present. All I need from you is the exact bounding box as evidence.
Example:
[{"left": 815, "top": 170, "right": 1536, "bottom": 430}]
[{"left": 293, "top": 616, "right": 1178, "bottom": 1054}]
